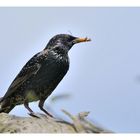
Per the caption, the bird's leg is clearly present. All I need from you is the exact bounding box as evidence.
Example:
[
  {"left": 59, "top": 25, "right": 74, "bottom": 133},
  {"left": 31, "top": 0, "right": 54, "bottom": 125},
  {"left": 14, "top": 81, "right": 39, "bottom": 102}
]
[
  {"left": 24, "top": 100, "right": 39, "bottom": 118},
  {"left": 38, "top": 98, "right": 53, "bottom": 117}
]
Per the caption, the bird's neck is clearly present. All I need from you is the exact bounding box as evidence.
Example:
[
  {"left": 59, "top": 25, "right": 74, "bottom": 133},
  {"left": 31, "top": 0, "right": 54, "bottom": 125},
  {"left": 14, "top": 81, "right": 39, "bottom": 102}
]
[
  {"left": 48, "top": 46, "right": 69, "bottom": 62},
  {"left": 51, "top": 46, "right": 68, "bottom": 56}
]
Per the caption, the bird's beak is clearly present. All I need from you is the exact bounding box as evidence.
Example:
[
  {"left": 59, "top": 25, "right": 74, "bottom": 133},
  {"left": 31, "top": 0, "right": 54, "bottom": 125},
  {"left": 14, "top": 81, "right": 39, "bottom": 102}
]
[{"left": 73, "top": 37, "right": 91, "bottom": 44}]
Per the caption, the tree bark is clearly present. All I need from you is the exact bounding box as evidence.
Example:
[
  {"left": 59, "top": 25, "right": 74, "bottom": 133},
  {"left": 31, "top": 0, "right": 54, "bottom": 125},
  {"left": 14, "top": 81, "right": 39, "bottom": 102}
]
[{"left": 0, "top": 110, "right": 112, "bottom": 133}]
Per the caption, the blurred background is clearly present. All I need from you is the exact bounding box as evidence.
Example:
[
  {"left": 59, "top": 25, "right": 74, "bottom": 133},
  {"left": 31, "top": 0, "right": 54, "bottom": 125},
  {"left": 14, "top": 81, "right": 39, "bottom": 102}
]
[{"left": 0, "top": 7, "right": 140, "bottom": 133}]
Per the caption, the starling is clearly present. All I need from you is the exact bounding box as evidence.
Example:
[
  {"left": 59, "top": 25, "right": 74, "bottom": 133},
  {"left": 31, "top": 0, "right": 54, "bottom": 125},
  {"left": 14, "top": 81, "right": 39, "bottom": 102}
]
[{"left": 0, "top": 34, "right": 91, "bottom": 117}]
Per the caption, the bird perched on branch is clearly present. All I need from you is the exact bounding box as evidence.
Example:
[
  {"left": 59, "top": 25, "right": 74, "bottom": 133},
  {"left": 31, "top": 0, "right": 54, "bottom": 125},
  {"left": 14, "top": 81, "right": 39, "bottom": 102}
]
[{"left": 0, "top": 34, "right": 91, "bottom": 117}]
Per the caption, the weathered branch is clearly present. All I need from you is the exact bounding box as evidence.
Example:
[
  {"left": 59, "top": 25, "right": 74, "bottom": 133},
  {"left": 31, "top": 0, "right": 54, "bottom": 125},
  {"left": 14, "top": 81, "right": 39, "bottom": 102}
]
[{"left": 0, "top": 110, "right": 112, "bottom": 133}]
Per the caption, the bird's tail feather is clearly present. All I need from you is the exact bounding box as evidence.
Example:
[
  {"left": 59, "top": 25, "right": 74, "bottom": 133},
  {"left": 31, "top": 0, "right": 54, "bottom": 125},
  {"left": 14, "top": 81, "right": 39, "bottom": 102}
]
[
  {"left": 0, "top": 98, "right": 14, "bottom": 113},
  {"left": 0, "top": 97, "right": 3, "bottom": 103},
  {"left": 0, "top": 97, "right": 3, "bottom": 112},
  {"left": 0, "top": 106, "right": 14, "bottom": 113}
]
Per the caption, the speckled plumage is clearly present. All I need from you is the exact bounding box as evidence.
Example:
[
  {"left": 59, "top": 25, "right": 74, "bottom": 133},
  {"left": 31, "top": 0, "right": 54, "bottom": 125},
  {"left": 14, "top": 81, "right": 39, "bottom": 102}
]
[{"left": 0, "top": 34, "right": 91, "bottom": 117}]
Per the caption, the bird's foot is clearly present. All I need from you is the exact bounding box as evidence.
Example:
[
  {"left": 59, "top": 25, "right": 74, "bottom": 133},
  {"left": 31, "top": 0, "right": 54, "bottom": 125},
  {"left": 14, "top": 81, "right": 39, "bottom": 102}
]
[
  {"left": 46, "top": 113, "right": 54, "bottom": 118},
  {"left": 40, "top": 108, "right": 54, "bottom": 118},
  {"left": 41, "top": 112, "right": 54, "bottom": 118},
  {"left": 28, "top": 112, "right": 40, "bottom": 118}
]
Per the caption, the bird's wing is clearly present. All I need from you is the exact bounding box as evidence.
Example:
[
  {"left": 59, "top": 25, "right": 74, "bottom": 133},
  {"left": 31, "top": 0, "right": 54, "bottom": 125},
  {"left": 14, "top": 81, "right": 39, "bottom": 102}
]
[{"left": 2, "top": 52, "right": 45, "bottom": 100}]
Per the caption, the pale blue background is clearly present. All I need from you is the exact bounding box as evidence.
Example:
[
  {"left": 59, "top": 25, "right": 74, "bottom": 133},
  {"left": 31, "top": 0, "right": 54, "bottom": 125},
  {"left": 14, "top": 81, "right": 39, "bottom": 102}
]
[{"left": 0, "top": 7, "right": 140, "bottom": 133}]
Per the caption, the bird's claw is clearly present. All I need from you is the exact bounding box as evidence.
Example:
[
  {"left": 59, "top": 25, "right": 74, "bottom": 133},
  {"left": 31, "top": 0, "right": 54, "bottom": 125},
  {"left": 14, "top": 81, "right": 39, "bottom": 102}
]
[{"left": 28, "top": 112, "right": 40, "bottom": 118}]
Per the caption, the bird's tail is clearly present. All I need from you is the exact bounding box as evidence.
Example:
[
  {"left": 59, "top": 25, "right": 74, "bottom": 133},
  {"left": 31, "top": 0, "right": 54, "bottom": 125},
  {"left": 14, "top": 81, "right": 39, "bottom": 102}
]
[
  {"left": 0, "top": 97, "right": 14, "bottom": 113},
  {"left": 0, "top": 97, "right": 3, "bottom": 102}
]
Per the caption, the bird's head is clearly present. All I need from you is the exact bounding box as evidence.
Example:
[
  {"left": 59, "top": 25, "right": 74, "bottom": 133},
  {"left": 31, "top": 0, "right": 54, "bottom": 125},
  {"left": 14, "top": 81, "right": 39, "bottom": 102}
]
[{"left": 45, "top": 34, "right": 91, "bottom": 52}]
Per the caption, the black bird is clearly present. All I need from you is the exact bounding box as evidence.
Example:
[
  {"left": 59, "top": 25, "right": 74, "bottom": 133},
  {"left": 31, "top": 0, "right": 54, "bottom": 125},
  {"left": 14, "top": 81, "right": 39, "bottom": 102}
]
[{"left": 0, "top": 34, "right": 91, "bottom": 117}]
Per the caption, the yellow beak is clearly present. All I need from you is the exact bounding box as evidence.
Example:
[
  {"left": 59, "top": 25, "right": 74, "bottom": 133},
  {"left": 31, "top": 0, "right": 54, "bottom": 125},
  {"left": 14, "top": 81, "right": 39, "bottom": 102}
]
[{"left": 74, "top": 37, "right": 91, "bottom": 44}]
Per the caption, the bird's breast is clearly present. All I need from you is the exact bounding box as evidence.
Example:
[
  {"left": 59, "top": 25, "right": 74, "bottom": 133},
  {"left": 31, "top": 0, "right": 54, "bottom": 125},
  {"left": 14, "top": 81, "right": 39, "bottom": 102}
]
[{"left": 29, "top": 52, "right": 69, "bottom": 92}]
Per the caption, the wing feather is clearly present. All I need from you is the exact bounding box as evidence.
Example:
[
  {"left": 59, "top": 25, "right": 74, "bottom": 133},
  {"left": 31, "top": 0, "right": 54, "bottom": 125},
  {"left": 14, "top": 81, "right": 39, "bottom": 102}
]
[{"left": 2, "top": 52, "right": 46, "bottom": 100}]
